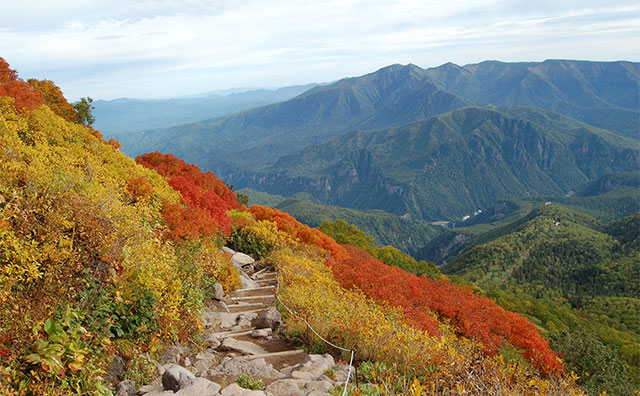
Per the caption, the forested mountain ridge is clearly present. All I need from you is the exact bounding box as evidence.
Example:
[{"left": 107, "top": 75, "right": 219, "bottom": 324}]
[
  {"left": 111, "top": 59, "right": 639, "bottom": 177},
  {"left": 231, "top": 106, "right": 639, "bottom": 221},
  {"left": 423, "top": 59, "right": 639, "bottom": 137}
]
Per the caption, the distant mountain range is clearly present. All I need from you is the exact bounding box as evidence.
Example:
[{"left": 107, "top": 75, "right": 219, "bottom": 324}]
[
  {"left": 107, "top": 59, "right": 639, "bottom": 221},
  {"left": 93, "top": 84, "right": 317, "bottom": 134}
]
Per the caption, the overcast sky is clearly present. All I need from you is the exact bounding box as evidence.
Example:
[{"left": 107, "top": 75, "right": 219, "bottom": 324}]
[{"left": 1, "top": 0, "right": 638, "bottom": 101}]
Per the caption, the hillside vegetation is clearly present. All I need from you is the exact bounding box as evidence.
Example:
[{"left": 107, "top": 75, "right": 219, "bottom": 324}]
[
  {"left": 440, "top": 205, "right": 640, "bottom": 394},
  {"left": 236, "top": 106, "right": 638, "bottom": 220},
  {"left": 0, "top": 59, "right": 591, "bottom": 395}
]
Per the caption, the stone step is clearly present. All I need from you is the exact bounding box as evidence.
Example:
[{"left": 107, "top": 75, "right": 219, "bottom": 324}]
[
  {"left": 228, "top": 303, "right": 270, "bottom": 313},
  {"left": 234, "top": 285, "right": 275, "bottom": 292},
  {"left": 251, "top": 268, "right": 270, "bottom": 278},
  {"left": 211, "top": 327, "right": 257, "bottom": 338},
  {"left": 231, "top": 295, "right": 275, "bottom": 301},
  {"left": 243, "top": 349, "right": 306, "bottom": 360}
]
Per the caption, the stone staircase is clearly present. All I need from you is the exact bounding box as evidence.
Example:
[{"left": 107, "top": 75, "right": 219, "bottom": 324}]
[{"left": 115, "top": 250, "right": 353, "bottom": 396}]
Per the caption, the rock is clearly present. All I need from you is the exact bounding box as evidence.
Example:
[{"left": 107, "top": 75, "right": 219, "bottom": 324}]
[
  {"left": 217, "top": 338, "right": 268, "bottom": 355},
  {"left": 115, "top": 379, "right": 136, "bottom": 396},
  {"left": 216, "top": 312, "right": 241, "bottom": 329},
  {"left": 221, "top": 246, "right": 236, "bottom": 256},
  {"left": 159, "top": 346, "right": 182, "bottom": 365},
  {"left": 255, "top": 308, "right": 281, "bottom": 331},
  {"left": 291, "top": 370, "right": 315, "bottom": 381},
  {"left": 201, "top": 333, "right": 221, "bottom": 349},
  {"left": 289, "top": 354, "right": 335, "bottom": 381},
  {"left": 175, "top": 378, "right": 221, "bottom": 396},
  {"left": 207, "top": 357, "right": 284, "bottom": 379},
  {"left": 308, "top": 392, "right": 332, "bottom": 396},
  {"left": 220, "top": 383, "right": 266, "bottom": 396},
  {"left": 213, "top": 283, "right": 225, "bottom": 300},
  {"left": 265, "top": 379, "right": 304, "bottom": 395},
  {"left": 216, "top": 300, "right": 231, "bottom": 313},
  {"left": 333, "top": 364, "right": 354, "bottom": 382},
  {"left": 162, "top": 364, "right": 196, "bottom": 392},
  {"left": 240, "top": 272, "right": 260, "bottom": 289},
  {"left": 138, "top": 378, "right": 164, "bottom": 394},
  {"left": 305, "top": 380, "right": 333, "bottom": 392},
  {"left": 251, "top": 328, "right": 273, "bottom": 338},
  {"left": 231, "top": 252, "right": 255, "bottom": 268},
  {"left": 195, "top": 351, "right": 217, "bottom": 360},
  {"left": 105, "top": 355, "right": 126, "bottom": 383},
  {"left": 236, "top": 313, "right": 254, "bottom": 327},
  {"left": 183, "top": 356, "right": 191, "bottom": 367},
  {"left": 201, "top": 309, "right": 222, "bottom": 328},
  {"left": 193, "top": 358, "right": 213, "bottom": 374}
]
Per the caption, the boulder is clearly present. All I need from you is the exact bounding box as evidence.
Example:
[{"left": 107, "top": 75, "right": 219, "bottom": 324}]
[
  {"left": 159, "top": 346, "right": 182, "bottom": 365},
  {"left": 105, "top": 355, "right": 126, "bottom": 383},
  {"left": 240, "top": 272, "right": 260, "bottom": 289},
  {"left": 255, "top": 308, "right": 282, "bottom": 331},
  {"left": 305, "top": 380, "right": 333, "bottom": 392},
  {"left": 115, "top": 379, "right": 136, "bottom": 396},
  {"left": 162, "top": 364, "right": 196, "bottom": 392},
  {"left": 289, "top": 354, "right": 335, "bottom": 380},
  {"left": 231, "top": 252, "right": 255, "bottom": 268},
  {"left": 213, "top": 283, "right": 225, "bottom": 300},
  {"left": 221, "top": 246, "right": 236, "bottom": 256}
]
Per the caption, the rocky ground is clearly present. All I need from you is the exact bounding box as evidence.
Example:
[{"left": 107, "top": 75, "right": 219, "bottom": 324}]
[{"left": 112, "top": 248, "right": 353, "bottom": 396}]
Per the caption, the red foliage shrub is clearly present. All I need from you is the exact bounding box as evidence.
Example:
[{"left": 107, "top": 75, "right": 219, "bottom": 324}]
[
  {"left": 136, "top": 152, "right": 239, "bottom": 240},
  {"left": 327, "top": 245, "right": 564, "bottom": 375}
]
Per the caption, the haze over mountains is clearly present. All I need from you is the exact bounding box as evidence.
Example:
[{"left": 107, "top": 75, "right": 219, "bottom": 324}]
[{"left": 93, "top": 83, "right": 317, "bottom": 134}]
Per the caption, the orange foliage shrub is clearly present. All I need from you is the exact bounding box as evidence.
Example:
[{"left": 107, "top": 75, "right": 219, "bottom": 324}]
[
  {"left": 0, "top": 57, "right": 43, "bottom": 111},
  {"left": 249, "top": 205, "right": 348, "bottom": 259},
  {"left": 127, "top": 175, "right": 154, "bottom": 201},
  {"left": 137, "top": 152, "right": 240, "bottom": 240},
  {"left": 327, "top": 245, "right": 564, "bottom": 375},
  {"left": 27, "top": 79, "right": 77, "bottom": 121}
]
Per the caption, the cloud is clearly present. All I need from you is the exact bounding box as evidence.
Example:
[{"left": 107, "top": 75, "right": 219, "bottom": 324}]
[{"left": 1, "top": 0, "right": 637, "bottom": 100}]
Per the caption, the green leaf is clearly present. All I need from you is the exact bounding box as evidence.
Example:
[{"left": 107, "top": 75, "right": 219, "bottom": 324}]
[{"left": 44, "top": 317, "right": 55, "bottom": 335}]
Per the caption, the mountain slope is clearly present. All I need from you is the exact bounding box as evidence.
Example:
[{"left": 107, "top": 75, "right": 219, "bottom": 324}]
[
  {"left": 121, "top": 64, "right": 468, "bottom": 172},
  {"left": 441, "top": 205, "right": 639, "bottom": 303},
  {"left": 424, "top": 60, "right": 640, "bottom": 137},
  {"left": 232, "top": 106, "right": 639, "bottom": 221}
]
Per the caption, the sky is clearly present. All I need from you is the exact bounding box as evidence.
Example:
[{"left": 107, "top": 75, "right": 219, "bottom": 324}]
[{"left": 1, "top": 0, "right": 638, "bottom": 101}]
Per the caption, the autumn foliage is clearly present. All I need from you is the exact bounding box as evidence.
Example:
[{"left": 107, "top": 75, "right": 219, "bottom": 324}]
[
  {"left": 137, "top": 152, "right": 241, "bottom": 240},
  {"left": 0, "top": 57, "right": 44, "bottom": 111},
  {"left": 327, "top": 245, "right": 564, "bottom": 375}
]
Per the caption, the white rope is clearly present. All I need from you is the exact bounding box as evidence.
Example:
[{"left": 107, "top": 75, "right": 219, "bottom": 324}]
[{"left": 274, "top": 272, "right": 356, "bottom": 396}]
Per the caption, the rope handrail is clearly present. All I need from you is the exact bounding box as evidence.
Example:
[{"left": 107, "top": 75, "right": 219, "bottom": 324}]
[{"left": 273, "top": 270, "right": 355, "bottom": 396}]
